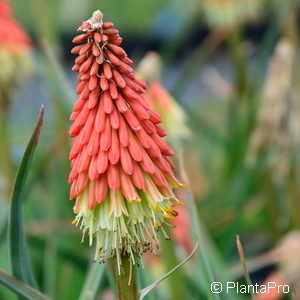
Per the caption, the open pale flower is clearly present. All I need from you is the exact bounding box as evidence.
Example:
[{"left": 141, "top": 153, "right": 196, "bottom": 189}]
[{"left": 68, "top": 11, "right": 184, "bottom": 271}]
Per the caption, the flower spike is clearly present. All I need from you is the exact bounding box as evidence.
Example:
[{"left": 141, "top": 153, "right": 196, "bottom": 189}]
[
  {"left": 69, "top": 11, "right": 184, "bottom": 271},
  {"left": 0, "top": 0, "right": 32, "bottom": 103}
]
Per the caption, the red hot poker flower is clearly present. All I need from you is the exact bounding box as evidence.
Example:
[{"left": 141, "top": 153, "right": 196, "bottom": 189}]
[
  {"left": 0, "top": 0, "right": 32, "bottom": 109},
  {"left": 69, "top": 11, "right": 184, "bottom": 271},
  {"left": 0, "top": 0, "right": 31, "bottom": 53}
]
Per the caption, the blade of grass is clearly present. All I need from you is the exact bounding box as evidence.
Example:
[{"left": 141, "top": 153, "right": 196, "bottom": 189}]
[
  {"left": 222, "top": 252, "right": 274, "bottom": 281},
  {"left": 0, "top": 202, "right": 8, "bottom": 242},
  {"left": 236, "top": 235, "right": 254, "bottom": 298},
  {"left": 9, "top": 106, "right": 44, "bottom": 290},
  {"left": 179, "top": 152, "right": 242, "bottom": 299},
  {"left": 43, "top": 238, "right": 57, "bottom": 298},
  {"left": 78, "top": 263, "right": 105, "bottom": 300},
  {"left": 0, "top": 269, "right": 49, "bottom": 300},
  {"left": 160, "top": 232, "right": 187, "bottom": 300},
  {"left": 178, "top": 154, "right": 222, "bottom": 300}
]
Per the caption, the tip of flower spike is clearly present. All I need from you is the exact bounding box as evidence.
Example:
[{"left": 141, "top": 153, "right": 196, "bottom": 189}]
[
  {"left": 88, "top": 10, "right": 103, "bottom": 29},
  {"left": 77, "top": 10, "right": 104, "bottom": 32}
]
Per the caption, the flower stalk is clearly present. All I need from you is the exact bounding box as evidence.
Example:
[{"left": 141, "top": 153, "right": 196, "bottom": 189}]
[
  {"left": 0, "top": 89, "right": 14, "bottom": 197},
  {"left": 115, "top": 257, "right": 138, "bottom": 300}
]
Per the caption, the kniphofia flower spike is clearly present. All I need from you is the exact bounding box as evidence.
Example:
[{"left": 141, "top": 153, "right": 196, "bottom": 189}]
[
  {"left": 69, "top": 11, "right": 184, "bottom": 271},
  {"left": 0, "top": 0, "right": 32, "bottom": 100},
  {"left": 136, "top": 52, "right": 191, "bottom": 148}
]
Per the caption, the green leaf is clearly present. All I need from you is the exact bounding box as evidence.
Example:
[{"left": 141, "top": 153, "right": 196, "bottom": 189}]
[
  {"left": 0, "top": 202, "right": 8, "bottom": 241},
  {"left": 139, "top": 243, "right": 198, "bottom": 300},
  {"left": 178, "top": 154, "right": 224, "bottom": 300},
  {"left": 0, "top": 269, "right": 49, "bottom": 300},
  {"left": 9, "top": 106, "right": 44, "bottom": 291},
  {"left": 0, "top": 270, "right": 49, "bottom": 300},
  {"left": 78, "top": 263, "right": 105, "bottom": 300}
]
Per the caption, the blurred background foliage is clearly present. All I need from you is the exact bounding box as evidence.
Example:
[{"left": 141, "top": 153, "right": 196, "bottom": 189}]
[{"left": 1, "top": 0, "right": 300, "bottom": 299}]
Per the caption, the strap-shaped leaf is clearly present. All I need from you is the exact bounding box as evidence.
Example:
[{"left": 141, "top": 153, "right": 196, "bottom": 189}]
[
  {"left": 139, "top": 243, "right": 198, "bottom": 300},
  {"left": 9, "top": 106, "right": 44, "bottom": 291},
  {"left": 78, "top": 263, "right": 105, "bottom": 300},
  {"left": 0, "top": 269, "right": 49, "bottom": 300}
]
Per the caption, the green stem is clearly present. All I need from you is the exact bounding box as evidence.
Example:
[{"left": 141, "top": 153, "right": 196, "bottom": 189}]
[
  {"left": 262, "top": 169, "right": 281, "bottom": 239},
  {"left": 178, "top": 155, "right": 222, "bottom": 300},
  {"left": 115, "top": 257, "right": 138, "bottom": 300},
  {"left": 228, "top": 28, "right": 250, "bottom": 101},
  {"left": 288, "top": 166, "right": 300, "bottom": 229},
  {"left": 161, "top": 228, "right": 187, "bottom": 300},
  {"left": 0, "top": 88, "right": 14, "bottom": 198}
]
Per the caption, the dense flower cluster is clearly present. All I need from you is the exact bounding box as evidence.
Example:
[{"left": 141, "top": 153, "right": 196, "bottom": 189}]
[
  {"left": 0, "top": 0, "right": 32, "bottom": 97},
  {"left": 69, "top": 11, "right": 184, "bottom": 270}
]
